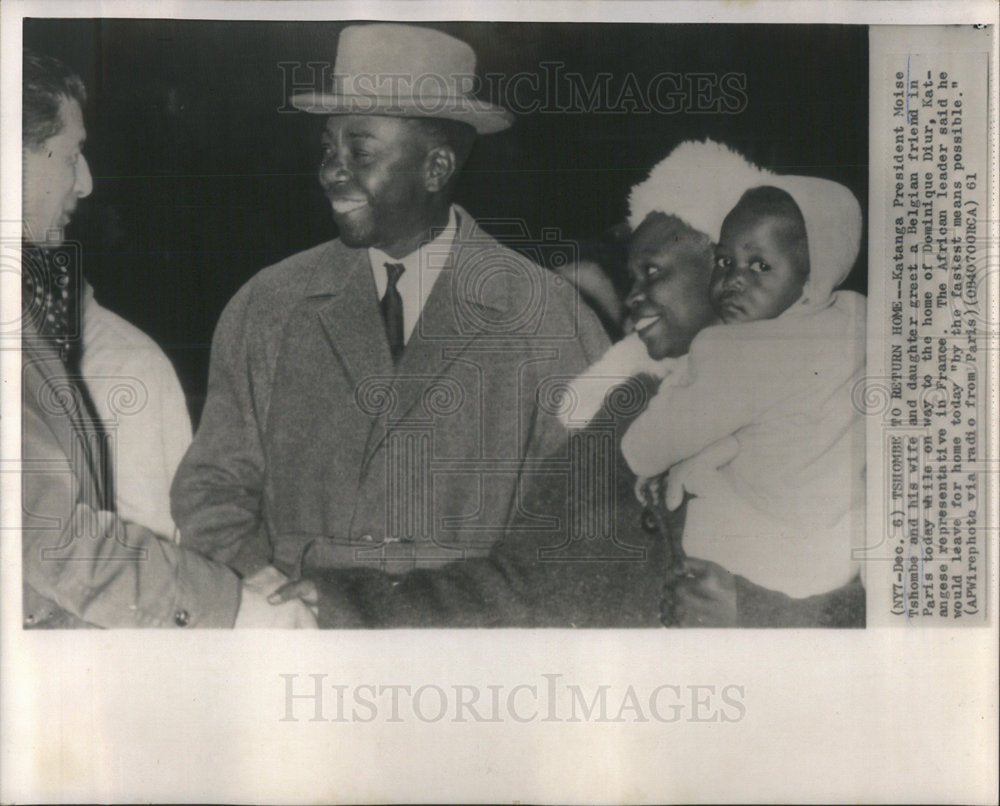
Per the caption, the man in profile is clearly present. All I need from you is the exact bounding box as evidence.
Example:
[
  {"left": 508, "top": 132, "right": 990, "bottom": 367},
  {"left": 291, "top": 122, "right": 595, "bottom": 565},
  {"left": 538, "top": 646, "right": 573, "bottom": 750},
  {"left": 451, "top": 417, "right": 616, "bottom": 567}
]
[
  {"left": 22, "top": 48, "right": 192, "bottom": 540},
  {"left": 20, "top": 48, "right": 312, "bottom": 628}
]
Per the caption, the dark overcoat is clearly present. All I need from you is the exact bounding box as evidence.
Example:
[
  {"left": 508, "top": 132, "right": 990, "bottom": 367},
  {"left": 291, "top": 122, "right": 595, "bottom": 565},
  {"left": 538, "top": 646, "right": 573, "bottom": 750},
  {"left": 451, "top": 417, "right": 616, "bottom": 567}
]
[{"left": 171, "top": 207, "right": 611, "bottom": 577}]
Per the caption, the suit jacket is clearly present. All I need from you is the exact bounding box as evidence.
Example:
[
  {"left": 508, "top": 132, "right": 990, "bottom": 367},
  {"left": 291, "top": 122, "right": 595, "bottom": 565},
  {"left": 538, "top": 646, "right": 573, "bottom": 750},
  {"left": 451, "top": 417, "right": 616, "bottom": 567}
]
[
  {"left": 172, "top": 207, "right": 610, "bottom": 577},
  {"left": 21, "top": 329, "right": 240, "bottom": 628}
]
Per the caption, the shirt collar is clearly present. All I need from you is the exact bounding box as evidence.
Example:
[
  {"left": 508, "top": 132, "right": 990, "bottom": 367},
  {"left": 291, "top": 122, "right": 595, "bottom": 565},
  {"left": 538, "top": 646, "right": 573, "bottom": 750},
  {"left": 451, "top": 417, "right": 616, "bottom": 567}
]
[
  {"left": 368, "top": 205, "right": 458, "bottom": 294},
  {"left": 368, "top": 206, "right": 458, "bottom": 343}
]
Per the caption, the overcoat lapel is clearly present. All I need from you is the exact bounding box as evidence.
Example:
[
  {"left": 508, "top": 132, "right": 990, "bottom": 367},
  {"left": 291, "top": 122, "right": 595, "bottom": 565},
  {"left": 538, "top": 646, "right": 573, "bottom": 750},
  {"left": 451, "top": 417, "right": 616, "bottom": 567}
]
[
  {"left": 289, "top": 245, "right": 396, "bottom": 496},
  {"left": 361, "top": 213, "right": 505, "bottom": 465},
  {"left": 388, "top": 260, "right": 471, "bottom": 417},
  {"left": 358, "top": 263, "right": 471, "bottom": 469},
  {"left": 310, "top": 246, "right": 394, "bottom": 386},
  {"left": 22, "top": 338, "right": 106, "bottom": 509}
]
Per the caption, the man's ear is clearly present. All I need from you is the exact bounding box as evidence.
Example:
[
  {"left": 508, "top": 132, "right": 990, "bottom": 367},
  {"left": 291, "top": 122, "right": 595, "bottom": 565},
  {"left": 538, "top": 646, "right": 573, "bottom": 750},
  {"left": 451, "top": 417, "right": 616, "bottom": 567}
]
[{"left": 423, "top": 145, "right": 457, "bottom": 193}]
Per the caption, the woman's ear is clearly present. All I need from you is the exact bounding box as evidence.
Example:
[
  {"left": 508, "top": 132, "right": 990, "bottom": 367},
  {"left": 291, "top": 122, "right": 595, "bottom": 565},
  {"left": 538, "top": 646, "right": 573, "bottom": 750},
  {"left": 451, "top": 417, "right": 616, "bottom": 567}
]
[{"left": 424, "top": 145, "right": 457, "bottom": 193}]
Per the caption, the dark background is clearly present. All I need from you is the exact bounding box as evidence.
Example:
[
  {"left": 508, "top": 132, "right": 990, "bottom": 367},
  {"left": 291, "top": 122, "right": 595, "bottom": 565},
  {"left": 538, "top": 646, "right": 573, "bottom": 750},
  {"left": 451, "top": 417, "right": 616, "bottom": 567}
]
[{"left": 24, "top": 19, "right": 868, "bottom": 422}]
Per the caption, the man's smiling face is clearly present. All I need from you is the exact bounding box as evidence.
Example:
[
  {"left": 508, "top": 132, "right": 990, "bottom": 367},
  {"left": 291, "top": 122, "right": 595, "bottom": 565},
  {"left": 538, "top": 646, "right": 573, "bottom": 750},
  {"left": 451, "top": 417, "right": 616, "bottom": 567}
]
[
  {"left": 625, "top": 213, "right": 717, "bottom": 360},
  {"left": 318, "top": 114, "right": 438, "bottom": 258}
]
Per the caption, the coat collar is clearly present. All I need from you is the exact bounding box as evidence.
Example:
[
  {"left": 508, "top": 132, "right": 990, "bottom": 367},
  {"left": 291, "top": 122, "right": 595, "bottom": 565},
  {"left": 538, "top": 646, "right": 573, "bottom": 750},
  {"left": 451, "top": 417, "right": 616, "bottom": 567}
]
[
  {"left": 21, "top": 328, "right": 109, "bottom": 508},
  {"left": 299, "top": 205, "right": 526, "bottom": 465},
  {"left": 304, "top": 204, "right": 513, "bottom": 387},
  {"left": 302, "top": 205, "right": 505, "bottom": 315}
]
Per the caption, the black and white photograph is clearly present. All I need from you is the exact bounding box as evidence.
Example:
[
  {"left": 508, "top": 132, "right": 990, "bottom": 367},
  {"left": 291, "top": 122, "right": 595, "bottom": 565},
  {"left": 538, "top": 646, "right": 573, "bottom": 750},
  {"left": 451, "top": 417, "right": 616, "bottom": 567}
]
[
  {"left": 1, "top": 1, "right": 996, "bottom": 803},
  {"left": 15, "top": 16, "right": 872, "bottom": 629}
]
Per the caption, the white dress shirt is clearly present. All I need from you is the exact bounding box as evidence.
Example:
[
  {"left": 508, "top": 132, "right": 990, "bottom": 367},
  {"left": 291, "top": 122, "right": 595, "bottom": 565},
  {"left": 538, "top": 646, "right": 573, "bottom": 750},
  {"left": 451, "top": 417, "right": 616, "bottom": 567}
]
[
  {"left": 367, "top": 205, "right": 458, "bottom": 345},
  {"left": 80, "top": 283, "right": 193, "bottom": 540}
]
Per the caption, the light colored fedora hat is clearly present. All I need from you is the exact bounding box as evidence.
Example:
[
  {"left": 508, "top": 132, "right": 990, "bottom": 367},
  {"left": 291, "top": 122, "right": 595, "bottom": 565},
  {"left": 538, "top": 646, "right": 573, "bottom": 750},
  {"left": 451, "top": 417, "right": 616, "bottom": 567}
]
[{"left": 291, "top": 23, "right": 513, "bottom": 134}]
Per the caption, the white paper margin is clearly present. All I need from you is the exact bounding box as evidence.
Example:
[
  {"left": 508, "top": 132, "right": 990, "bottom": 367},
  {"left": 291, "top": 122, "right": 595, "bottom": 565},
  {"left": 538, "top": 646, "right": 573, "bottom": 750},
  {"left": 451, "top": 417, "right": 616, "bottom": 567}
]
[{"left": 2, "top": 2, "right": 997, "bottom": 803}]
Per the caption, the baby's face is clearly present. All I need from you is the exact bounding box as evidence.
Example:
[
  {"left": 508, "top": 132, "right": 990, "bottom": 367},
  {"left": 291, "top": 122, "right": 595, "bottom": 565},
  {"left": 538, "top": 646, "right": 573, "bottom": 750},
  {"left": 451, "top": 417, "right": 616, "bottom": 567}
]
[{"left": 711, "top": 213, "right": 808, "bottom": 324}]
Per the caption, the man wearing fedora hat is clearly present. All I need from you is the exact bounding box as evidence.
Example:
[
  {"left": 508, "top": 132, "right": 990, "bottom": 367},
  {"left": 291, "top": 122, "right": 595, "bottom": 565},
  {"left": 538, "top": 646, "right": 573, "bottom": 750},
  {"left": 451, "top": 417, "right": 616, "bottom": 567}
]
[{"left": 172, "top": 24, "right": 609, "bottom": 591}]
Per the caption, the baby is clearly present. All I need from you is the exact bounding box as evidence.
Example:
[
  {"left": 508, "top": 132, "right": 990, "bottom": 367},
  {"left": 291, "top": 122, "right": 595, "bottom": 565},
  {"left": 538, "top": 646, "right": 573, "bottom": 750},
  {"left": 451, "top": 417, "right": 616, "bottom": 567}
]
[{"left": 621, "top": 177, "right": 866, "bottom": 599}]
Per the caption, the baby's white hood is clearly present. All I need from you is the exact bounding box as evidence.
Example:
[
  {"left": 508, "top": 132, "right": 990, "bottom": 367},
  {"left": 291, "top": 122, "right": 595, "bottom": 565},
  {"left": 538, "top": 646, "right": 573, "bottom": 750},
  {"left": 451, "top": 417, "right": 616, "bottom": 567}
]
[{"left": 768, "top": 174, "right": 862, "bottom": 312}]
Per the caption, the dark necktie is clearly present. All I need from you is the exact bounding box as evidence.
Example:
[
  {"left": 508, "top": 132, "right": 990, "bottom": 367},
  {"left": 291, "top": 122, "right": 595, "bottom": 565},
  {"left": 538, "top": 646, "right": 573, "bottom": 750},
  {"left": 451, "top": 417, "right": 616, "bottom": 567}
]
[{"left": 381, "top": 262, "right": 406, "bottom": 362}]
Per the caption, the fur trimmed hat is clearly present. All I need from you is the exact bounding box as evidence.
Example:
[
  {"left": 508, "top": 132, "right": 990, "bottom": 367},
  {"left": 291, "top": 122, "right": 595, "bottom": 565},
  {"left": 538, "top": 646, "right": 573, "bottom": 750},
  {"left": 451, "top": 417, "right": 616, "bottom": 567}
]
[{"left": 627, "top": 139, "right": 774, "bottom": 239}]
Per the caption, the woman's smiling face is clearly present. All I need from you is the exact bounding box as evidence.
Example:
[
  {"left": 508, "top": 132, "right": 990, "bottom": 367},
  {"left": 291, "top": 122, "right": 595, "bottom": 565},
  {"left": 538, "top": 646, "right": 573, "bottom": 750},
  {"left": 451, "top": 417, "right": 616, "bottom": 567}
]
[{"left": 625, "top": 213, "right": 718, "bottom": 360}]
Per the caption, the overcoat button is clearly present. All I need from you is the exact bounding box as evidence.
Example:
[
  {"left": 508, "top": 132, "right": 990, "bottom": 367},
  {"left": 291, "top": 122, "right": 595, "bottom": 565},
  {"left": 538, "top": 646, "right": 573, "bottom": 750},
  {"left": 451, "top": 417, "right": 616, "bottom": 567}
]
[{"left": 174, "top": 609, "right": 190, "bottom": 627}]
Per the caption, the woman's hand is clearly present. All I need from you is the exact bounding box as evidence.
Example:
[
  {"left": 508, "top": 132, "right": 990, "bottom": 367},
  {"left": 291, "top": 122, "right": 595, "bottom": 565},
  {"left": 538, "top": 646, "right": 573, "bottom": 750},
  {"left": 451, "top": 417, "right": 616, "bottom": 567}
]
[
  {"left": 671, "top": 558, "right": 738, "bottom": 627},
  {"left": 664, "top": 435, "right": 740, "bottom": 510}
]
